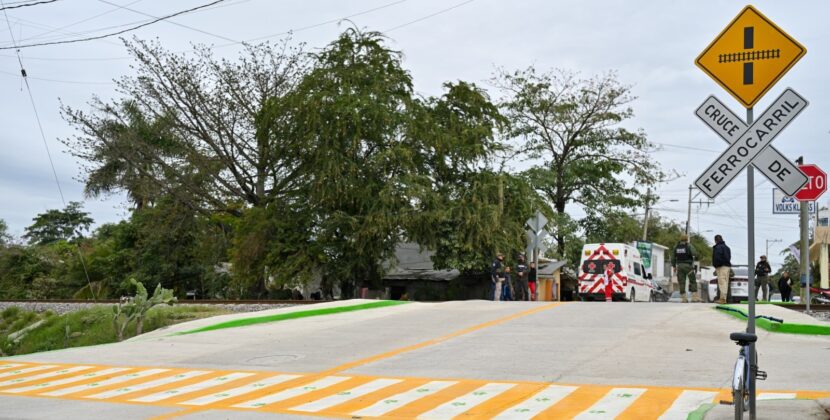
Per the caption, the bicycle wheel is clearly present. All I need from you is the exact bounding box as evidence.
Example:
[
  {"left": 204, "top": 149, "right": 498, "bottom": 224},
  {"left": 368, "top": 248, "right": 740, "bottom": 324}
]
[{"left": 732, "top": 356, "right": 747, "bottom": 419}]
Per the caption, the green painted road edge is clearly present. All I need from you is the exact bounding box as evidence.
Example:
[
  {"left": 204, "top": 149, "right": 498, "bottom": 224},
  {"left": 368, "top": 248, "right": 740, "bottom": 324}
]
[
  {"left": 686, "top": 403, "right": 715, "bottom": 420},
  {"left": 715, "top": 305, "right": 830, "bottom": 335},
  {"left": 175, "top": 300, "right": 411, "bottom": 335}
]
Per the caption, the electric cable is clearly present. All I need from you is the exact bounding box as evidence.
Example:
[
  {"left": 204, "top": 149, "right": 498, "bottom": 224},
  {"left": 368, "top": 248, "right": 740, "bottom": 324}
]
[
  {"left": 0, "top": 0, "right": 227, "bottom": 50},
  {"left": 1, "top": 0, "right": 97, "bottom": 300},
  {"left": 0, "top": 0, "right": 59, "bottom": 12},
  {"left": 384, "top": 0, "right": 476, "bottom": 32}
]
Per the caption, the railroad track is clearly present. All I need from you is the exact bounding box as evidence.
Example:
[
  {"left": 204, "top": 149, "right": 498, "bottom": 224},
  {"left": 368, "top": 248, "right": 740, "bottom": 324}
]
[{"left": 0, "top": 299, "right": 327, "bottom": 305}]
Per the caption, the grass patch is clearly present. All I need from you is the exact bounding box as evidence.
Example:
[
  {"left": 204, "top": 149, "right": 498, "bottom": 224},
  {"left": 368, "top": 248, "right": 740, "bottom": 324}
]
[
  {"left": 1, "top": 305, "right": 230, "bottom": 357},
  {"left": 715, "top": 305, "right": 830, "bottom": 336},
  {"left": 177, "top": 300, "right": 410, "bottom": 335}
]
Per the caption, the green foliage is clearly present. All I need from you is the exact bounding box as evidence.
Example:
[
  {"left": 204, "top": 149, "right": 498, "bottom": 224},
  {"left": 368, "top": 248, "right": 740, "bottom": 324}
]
[
  {"left": 111, "top": 279, "right": 177, "bottom": 341},
  {"left": 1, "top": 305, "right": 227, "bottom": 356},
  {"left": 0, "top": 219, "right": 11, "bottom": 246},
  {"left": 494, "top": 68, "right": 666, "bottom": 256},
  {"left": 23, "top": 202, "right": 93, "bottom": 245}
]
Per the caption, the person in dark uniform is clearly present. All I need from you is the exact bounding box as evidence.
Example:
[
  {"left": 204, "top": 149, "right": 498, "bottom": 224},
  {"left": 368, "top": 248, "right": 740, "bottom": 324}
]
[
  {"left": 754, "top": 255, "right": 772, "bottom": 301},
  {"left": 671, "top": 234, "right": 699, "bottom": 303}
]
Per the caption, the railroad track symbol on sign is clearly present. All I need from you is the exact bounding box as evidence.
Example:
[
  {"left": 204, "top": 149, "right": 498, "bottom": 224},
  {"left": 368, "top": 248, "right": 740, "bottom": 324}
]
[
  {"left": 695, "top": 95, "right": 808, "bottom": 196},
  {"left": 694, "top": 88, "right": 808, "bottom": 199},
  {"left": 695, "top": 5, "right": 806, "bottom": 108}
]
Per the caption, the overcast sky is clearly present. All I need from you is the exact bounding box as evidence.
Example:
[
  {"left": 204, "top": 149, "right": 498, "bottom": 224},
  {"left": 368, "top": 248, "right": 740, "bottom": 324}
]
[{"left": 1, "top": 0, "right": 828, "bottom": 269}]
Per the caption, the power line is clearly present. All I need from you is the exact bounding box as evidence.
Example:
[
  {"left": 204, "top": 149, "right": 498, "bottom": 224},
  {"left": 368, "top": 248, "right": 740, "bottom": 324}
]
[
  {"left": 0, "top": 0, "right": 97, "bottom": 299},
  {"left": 97, "top": 0, "right": 238, "bottom": 44},
  {"left": 0, "top": 0, "right": 227, "bottom": 50},
  {"left": 0, "top": 68, "right": 113, "bottom": 84},
  {"left": 0, "top": 0, "right": 59, "bottom": 11},
  {"left": 0, "top": 0, "right": 405, "bottom": 60},
  {"left": 384, "top": 0, "right": 476, "bottom": 32}
]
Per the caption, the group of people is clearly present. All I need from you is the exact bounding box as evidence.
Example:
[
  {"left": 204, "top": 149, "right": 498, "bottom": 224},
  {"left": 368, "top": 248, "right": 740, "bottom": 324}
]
[
  {"left": 673, "top": 234, "right": 794, "bottom": 304},
  {"left": 490, "top": 253, "right": 538, "bottom": 301}
]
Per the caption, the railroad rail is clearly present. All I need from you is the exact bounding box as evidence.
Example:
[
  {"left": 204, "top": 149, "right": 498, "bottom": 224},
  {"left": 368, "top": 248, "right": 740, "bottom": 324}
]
[{"left": 0, "top": 299, "right": 327, "bottom": 305}]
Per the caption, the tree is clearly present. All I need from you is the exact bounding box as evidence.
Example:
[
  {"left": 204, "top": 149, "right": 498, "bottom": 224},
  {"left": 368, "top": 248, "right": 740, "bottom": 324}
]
[
  {"left": 23, "top": 202, "right": 93, "bottom": 245},
  {"left": 0, "top": 219, "right": 11, "bottom": 246},
  {"left": 494, "top": 68, "right": 665, "bottom": 257},
  {"left": 62, "top": 39, "right": 310, "bottom": 215}
]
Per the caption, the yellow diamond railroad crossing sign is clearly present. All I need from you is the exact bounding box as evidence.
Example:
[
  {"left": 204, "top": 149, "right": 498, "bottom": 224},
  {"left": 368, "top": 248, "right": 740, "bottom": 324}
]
[{"left": 695, "top": 5, "right": 806, "bottom": 108}]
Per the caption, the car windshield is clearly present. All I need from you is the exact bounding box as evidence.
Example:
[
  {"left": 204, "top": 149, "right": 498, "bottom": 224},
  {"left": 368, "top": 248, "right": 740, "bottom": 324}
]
[{"left": 731, "top": 266, "right": 749, "bottom": 277}]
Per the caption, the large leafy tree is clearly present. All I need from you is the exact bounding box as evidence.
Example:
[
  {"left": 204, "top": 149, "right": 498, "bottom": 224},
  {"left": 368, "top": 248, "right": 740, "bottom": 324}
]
[
  {"left": 494, "top": 68, "right": 665, "bottom": 257},
  {"left": 0, "top": 219, "right": 11, "bottom": 246},
  {"left": 62, "top": 39, "right": 309, "bottom": 214},
  {"left": 23, "top": 202, "right": 93, "bottom": 245}
]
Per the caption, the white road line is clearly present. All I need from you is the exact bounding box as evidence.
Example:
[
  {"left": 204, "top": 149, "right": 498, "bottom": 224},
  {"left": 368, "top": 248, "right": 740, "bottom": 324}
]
[
  {"left": 233, "top": 376, "right": 351, "bottom": 409},
  {"left": 130, "top": 372, "right": 254, "bottom": 403},
  {"left": 658, "top": 390, "right": 717, "bottom": 420},
  {"left": 493, "top": 385, "right": 578, "bottom": 419},
  {"left": 573, "top": 387, "right": 646, "bottom": 419},
  {"left": 757, "top": 393, "right": 797, "bottom": 400},
  {"left": 417, "top": 383, "right": 515, "bottom": 419},
  {"left": 0, "top": 365, "right": 58, "bottom": 379},
  {"left": 181, "top": 374, "right": 301, "bottom": 406},
  {"left": 41, "top": 369, "right": 169, "bottom": 396},
  {"left": 85, "top": 371, "right": 211, "bottom": 400},
  {"left": 351, "top": 381, "right": 458, "bottom": 418},
  {"left": 1, "top": 368, "right": 131, "bottom": 394},
  {"left": 0, "top": 366, "right": 92, "bottom": 387},
  {"left": 290, "top": 378, "right": 402, "bottom": 413}
]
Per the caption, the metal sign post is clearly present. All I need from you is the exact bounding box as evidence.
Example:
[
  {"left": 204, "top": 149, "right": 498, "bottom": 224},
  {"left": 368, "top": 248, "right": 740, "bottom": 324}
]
[
  {"left": 694, "top": 6, "right": 809, "bottom": 419},
  {"left": 745, "top": 108, "right": 756, "bottom": 419}
]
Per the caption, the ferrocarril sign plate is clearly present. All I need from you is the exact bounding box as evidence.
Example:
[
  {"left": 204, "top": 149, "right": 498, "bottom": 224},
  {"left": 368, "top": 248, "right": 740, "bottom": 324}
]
[
  {"left": 695, "top": 95, "right": 808, "bottom": 196},
  {"left": 695, "top": 5, "right": 806, "bottom": 108},
  {"left": 694, "top": 88, "right": 808, "bottom": 199}
]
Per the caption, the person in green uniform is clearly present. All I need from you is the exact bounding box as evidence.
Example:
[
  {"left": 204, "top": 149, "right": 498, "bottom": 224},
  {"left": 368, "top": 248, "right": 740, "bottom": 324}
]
[{"left": 671, "top": 234, "right": 699, "bottom": 303}]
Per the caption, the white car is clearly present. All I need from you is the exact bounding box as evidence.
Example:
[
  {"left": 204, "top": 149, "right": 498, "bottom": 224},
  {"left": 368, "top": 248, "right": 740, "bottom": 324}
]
[{"left": 708, "top": 266, "right": 750, "bottom": 303}]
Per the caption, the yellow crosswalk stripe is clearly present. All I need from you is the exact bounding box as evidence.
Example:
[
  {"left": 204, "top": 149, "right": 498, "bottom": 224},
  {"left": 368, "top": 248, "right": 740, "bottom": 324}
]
[{"left": 0, "top": 361, "right": 826, "bottom": 420}]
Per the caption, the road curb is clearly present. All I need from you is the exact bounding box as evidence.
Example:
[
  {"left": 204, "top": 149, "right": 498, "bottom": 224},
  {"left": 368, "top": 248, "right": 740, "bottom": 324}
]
[
  {"left": 174, "top": 300, "right": 410, "bottom": 335},
  {"left": 714, "top": 305, "right": 830, "bottom": 335}
]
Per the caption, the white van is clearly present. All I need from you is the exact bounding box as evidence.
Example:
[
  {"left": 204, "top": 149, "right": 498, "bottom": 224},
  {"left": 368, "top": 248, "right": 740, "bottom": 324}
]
[{"left": 578, "top": 243, "right": 655, "bottom": 302}]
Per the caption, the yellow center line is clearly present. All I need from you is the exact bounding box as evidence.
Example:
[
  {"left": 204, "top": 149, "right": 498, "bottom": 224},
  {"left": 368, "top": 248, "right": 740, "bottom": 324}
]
[{"left": 320, "top": 302, "right": 565, "bottom": 375}]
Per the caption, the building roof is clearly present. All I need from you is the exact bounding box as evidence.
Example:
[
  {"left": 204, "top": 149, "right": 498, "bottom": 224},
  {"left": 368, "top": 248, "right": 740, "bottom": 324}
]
[
  {"left": 537, "top": 259, "right": 567, "bottom": 276},
  {"left": 383, "top": 243, "right": 460, "bottom": 282}
]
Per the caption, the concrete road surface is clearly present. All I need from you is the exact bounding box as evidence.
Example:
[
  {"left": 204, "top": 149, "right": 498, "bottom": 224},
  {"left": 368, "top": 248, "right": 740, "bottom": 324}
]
[{"left": 0, "top": 300, "right": 827, "bottom": 419}]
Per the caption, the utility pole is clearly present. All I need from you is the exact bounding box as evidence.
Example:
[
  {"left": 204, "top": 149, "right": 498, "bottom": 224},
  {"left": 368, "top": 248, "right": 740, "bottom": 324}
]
[
  {"left": 685, "top": 185, "right": 714, "bottom": 238},
  {"left": 686, "top": 185, "right": 693, "bottom": 238},
  {"left": 643, "top": 188, "right": 651, "bottom": 241}
]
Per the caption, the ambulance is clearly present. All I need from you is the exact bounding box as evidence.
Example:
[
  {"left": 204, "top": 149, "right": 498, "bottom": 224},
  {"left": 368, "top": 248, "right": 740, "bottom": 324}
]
[{"left": 578, "top": 243, "right": 654, "bottom": 302}]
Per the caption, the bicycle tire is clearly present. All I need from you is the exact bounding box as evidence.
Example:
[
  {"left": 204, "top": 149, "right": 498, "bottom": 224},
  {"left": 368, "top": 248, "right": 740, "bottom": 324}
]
[{"left": 733, "top": 355, "right": 747, "bottom": 419}]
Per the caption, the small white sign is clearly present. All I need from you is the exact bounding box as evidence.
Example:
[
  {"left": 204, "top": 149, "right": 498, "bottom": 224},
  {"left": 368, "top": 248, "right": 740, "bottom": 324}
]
[{"left": 772, "top": 188, "right": 816, "bottom": 214}]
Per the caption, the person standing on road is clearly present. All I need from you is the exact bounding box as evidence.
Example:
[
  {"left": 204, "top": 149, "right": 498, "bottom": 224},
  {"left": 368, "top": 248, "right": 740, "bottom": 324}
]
[
  {"left": 491, "top": 253, "right": 504, "bottom": 301},
  {"left": 503, "top": 266, "right": 514, "bottom": 301},
  {"left": 516, "top": 256, "right": 528, "bottom": 301},
  {"left": 603, "top": 262, "right": 614, "bottom": 302},
  {"left": 778, "top": 271, "right": 793, "bottom": 302},
  {"left": 527, "top": 261, "right": 538, "bottom": 301},
  {"left": 713, "top": 234, "right": 732, "bottom": 304},
  {"left": 754, "top": 255, "right": 772, "bottom": 301},
  {"left": 671, "top": 234, "right": 699, "bottom": 303}
]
